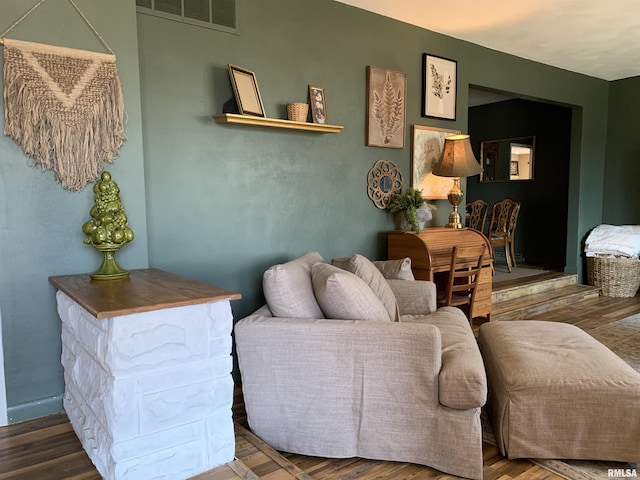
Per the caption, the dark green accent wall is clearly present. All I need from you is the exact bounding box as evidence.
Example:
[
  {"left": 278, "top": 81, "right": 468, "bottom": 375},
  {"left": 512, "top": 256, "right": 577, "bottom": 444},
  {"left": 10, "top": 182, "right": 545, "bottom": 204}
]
[
  {"left": 468, "top": 99, "right": 572, "bottom": 268},
  {"left": 0, "top": 0, "right": 629, "bottom": 423},
  {"left": 604, "top": 76, "right": 640, "bottom": 225}
]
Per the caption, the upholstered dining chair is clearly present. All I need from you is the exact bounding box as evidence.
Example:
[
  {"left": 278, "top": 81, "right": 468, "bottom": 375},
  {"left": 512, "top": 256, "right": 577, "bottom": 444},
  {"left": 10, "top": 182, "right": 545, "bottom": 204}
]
[
  {"left": 437, "top": 245, "right": 486, "bottom": 322},
  {"left": 487, "top": 199, "right": 520, "bottom": 272},
  {"left": 465, "top": 200, "right": 488, "bottom": 233}
]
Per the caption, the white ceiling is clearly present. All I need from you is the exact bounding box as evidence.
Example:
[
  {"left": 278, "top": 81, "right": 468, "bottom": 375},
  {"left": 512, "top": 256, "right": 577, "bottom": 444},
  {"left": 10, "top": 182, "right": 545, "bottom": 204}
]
[{"left": 335, "top": 0, "right": 640, "bottom": 81}]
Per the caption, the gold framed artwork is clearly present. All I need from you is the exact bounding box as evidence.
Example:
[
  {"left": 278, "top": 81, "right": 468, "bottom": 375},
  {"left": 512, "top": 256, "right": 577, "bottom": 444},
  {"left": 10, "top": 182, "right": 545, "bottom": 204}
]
[
  {"left": 422, "top": 54, "right": 457, "bottom": 120},
  {"left": 366, "top": 66, "right": 406, "bottom": 149},
  {"left": 411, "top": 125, "right": 460, "bottom": 199},
  {"left": 228, "top": 64, "right": 265, "bottom": 117}
]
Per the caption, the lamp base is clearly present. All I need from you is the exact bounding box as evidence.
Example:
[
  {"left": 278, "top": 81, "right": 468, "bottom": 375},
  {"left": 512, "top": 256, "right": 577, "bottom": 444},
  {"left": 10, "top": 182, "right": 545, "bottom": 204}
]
[
  {"left": 444, "top": 178, "right": 464, "bottom": 229},
  {"left": 445, "top": 211, "right": 464, "bottom": 229}
]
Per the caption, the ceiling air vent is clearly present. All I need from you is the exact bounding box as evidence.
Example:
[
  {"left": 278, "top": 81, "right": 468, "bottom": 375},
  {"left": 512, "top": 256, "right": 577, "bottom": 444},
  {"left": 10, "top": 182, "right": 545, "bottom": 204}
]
[{"left": 136, "top": 0, "right": 237, "bottom": 34}]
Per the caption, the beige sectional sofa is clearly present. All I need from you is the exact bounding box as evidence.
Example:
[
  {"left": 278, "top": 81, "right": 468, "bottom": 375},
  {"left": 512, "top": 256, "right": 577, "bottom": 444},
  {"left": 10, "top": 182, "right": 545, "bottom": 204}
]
[{"left": 235, "top": 252, "right": 488, "bottom": 479}]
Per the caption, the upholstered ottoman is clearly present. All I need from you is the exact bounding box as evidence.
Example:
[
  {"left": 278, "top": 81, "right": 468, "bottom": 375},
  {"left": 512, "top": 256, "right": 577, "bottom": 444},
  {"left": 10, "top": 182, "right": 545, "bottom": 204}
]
[{"left": 478, "top": 321, "right": 640, "bottom": 462}]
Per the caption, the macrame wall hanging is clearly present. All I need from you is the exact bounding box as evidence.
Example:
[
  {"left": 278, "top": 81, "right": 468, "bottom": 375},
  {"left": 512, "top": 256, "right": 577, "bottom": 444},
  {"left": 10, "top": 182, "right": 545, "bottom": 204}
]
[{"left": 1, "top": 0, "right": 126, "bottom": 192}]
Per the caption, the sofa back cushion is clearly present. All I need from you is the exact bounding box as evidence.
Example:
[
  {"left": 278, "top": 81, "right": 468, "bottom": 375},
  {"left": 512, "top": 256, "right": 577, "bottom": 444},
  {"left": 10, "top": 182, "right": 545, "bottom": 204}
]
[
  {"left": 311, "top": 263, "right": 391, "bottom": 322},
  {"left": 263, "top": 252, "right": 325, "bottom": 318},
  {"left": 332, "top": 254, "right": 399, "bottom": 322},
  {"left": 372, "top": 257, "right": 415, "bottom": 280}
]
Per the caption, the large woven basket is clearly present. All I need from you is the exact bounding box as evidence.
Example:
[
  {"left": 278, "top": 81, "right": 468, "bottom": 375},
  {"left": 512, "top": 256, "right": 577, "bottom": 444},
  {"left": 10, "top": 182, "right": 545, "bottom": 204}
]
[{"left": 586, "top": 256, "right": 640, "bottom": 297}]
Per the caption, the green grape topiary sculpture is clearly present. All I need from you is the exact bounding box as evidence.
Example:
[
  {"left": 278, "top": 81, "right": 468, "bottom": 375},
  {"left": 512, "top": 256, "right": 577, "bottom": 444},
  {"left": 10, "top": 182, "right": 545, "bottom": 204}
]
[{"left": 82, "top": 171, "right": 135, "bottom": 280}]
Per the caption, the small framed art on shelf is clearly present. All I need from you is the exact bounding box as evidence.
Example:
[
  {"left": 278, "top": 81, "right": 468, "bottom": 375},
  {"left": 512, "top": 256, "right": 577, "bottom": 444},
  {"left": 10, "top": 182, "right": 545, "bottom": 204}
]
[{"left": 309, "top": 85, "right": 328, "bottom": 124}]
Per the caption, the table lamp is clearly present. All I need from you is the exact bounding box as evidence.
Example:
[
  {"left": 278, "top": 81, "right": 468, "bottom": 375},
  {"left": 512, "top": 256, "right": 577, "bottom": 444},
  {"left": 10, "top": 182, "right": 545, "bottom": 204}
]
[{"left": 432, "top": 134, "right": 483, "bottom": 228}]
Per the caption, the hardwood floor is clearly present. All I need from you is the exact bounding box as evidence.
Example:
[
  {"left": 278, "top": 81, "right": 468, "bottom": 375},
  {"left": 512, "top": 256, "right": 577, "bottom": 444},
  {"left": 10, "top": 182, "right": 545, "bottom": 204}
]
[{"left": 0, "top": 292, "right": 638, "bottom": 479}]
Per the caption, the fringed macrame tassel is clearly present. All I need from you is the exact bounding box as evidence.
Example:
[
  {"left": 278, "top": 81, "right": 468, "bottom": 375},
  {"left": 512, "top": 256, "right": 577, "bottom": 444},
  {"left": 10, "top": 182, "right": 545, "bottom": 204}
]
[{"left": 3, "top": 38, "right": 126, "bottom": 192}]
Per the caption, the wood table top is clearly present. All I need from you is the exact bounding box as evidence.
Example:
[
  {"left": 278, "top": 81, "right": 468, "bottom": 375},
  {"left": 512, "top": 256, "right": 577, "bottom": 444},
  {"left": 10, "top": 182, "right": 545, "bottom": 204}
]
[{"left": 49, "top": 268, "right": 241, "bottom": 319}]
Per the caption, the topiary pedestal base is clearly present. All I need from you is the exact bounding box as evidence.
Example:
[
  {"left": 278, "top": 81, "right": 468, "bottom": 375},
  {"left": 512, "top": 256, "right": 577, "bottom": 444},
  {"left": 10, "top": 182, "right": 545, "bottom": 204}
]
[{"left": 91, "top": 244, "right": 129, "bottom": 280}]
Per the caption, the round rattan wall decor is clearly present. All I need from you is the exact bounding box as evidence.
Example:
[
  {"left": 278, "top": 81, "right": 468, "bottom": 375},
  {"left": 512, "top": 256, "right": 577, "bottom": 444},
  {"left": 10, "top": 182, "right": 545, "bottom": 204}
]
[{"left": 367, "top": 159, "right": 403, "bottom": 209}]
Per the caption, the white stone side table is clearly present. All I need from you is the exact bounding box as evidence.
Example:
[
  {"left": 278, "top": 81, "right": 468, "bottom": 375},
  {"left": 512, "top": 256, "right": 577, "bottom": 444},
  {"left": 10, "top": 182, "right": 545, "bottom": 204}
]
[{"left": 49, "top": 269, "right": 241, "bottom": 480}]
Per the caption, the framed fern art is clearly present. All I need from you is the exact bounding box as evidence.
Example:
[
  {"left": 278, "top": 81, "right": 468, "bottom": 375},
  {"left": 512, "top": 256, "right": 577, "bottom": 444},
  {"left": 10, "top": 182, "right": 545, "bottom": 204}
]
[{"left": 366, "top": 66, "right": 406, "bottom": 149}]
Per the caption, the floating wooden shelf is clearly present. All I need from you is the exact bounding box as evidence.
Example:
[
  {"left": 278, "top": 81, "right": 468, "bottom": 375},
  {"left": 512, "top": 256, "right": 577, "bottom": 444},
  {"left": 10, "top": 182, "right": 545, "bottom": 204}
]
[{"left": 213, "top": 113, "right": 343, "bottom": 133}]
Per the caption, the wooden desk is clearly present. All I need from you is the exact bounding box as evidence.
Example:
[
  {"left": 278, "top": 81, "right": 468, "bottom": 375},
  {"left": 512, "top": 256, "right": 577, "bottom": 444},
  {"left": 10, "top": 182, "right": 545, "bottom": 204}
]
[{"left": 387, "top": 228, "right": 493, "bottom": 320}]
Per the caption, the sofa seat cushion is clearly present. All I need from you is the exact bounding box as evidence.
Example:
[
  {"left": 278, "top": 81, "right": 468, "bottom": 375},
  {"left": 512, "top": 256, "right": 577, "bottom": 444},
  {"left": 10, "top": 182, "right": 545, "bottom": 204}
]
[
  {"left": 331, "top": 254, "right": 399, "bottom": 321},
  {"left": 403, "top": 307, "right": 487, "bottom": 409},
  {"left": 312, "top": 263, "right": 391, "bottom": 322},
  {"left": 263, "top": 252, "right": 325, "bottom": 319}
]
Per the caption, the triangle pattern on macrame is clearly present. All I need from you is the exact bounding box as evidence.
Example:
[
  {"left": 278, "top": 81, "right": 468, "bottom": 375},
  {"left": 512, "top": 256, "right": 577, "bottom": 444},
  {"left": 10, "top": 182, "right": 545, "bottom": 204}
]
[{"left": 32, "top": 51, "right": 94, "bottom": 96}]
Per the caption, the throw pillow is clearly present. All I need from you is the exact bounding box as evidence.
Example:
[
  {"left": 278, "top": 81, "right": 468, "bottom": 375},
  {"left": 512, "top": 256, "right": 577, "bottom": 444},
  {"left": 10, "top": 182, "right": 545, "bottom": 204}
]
[
  {"left": 311, "top": 263, "right": 391, "bottom": 322},
  {"left": 372, "top": 257, "right": 415, "bottom": 280},
  {"left": 263, "top": 252, "right": 325, "bottom": 318},
  {"left": 341, "top": 254, "right": 400, "bottom": 322}
]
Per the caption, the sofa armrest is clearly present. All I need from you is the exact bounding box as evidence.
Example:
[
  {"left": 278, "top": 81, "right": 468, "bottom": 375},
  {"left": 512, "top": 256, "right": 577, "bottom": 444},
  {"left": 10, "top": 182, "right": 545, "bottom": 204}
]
[
  {"left": 387, "top": 279, "right": 437, "bottom": 315},
  {"left": 404, "top": 307, "right": 487, "bottom": 410},
  {"left": 234, "top": 315, "right": 442, "bottom": 455}
]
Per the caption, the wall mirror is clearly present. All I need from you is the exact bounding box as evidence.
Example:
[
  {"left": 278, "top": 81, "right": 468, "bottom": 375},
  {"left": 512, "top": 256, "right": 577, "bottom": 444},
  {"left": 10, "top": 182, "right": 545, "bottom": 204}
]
[{"left": 480, "top": 136, "right": 535, "bottom": 182}]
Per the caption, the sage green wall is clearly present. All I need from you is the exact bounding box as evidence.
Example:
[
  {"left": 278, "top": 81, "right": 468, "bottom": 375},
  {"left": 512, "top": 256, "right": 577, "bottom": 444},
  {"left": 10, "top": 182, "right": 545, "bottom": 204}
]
[
  {"left": 0, "top": 0, "right": 148, "bottom": 422},
  {"left": 0, "top": 0, "right": 618, "bottom": 424},
  {"left": 604, "top": 76, "right": 640, "bottom": 225},
  {"left": 138, "top": 0, "right": 609, "bottom": 321}
]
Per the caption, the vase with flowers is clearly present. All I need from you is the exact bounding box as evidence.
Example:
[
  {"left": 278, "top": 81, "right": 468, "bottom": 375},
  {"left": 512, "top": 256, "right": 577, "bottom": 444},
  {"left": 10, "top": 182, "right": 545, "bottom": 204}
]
[{"left": 387, "top": 188, "right": 436, "bottom": 234}]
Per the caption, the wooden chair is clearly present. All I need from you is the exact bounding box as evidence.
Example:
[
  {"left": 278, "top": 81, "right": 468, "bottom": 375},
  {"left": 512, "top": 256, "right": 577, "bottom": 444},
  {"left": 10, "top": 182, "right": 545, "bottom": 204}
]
[
  {"left": 487, "top": 199, "right": 520, "bottom": 272},
  {"left": 437, "top": 245, "right": 486, "bottom": 322},
  {"left": 465, "top": 200, "right": 488, "bottom": 233},
  {"left": 506, "top": 200, "right": 521, "bottom": 268}
]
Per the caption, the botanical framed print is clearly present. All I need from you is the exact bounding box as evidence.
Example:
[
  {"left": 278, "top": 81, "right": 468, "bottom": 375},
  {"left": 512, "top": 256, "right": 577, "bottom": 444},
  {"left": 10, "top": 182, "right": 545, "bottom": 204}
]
[
  {"left": 422, "top": 54, "right": 457, "bottom": 120},
  {"left": 309, "top": 85, "right": 328, "bottom": 124},
  {"left": 366, "top": 66, "right": 406, "bottom": 149},
  {"left": 228, "top": 64, "right": 265, "bottom": 117},
  {"left": 411, "top": 125, "right": 460, "bottom": 199}
]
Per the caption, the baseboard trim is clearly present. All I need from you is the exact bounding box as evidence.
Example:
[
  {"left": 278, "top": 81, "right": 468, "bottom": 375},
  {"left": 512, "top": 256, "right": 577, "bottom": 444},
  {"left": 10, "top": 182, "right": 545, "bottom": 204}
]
[{"left": 7, "top": 395, "right": 63, "bottom": 424}]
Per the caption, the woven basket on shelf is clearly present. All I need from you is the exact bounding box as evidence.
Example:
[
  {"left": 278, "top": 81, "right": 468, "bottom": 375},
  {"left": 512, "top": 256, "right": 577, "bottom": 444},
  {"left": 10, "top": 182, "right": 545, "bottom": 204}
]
[
  {"left": 586, "top": 256, "right": 640, "bottom": 297},
  {"left": 287, "top": 102, "right": 309, "bottom": 122}
]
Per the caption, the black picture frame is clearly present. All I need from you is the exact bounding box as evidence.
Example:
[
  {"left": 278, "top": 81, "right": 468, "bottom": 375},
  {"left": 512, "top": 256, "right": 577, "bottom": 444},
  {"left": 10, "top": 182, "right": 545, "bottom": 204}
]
[
  {"left": 227, "top": 64, "right": 265, "bottom": 117},
  {"left": 421, "top": 54, "right": 457, "bottom": 120}
]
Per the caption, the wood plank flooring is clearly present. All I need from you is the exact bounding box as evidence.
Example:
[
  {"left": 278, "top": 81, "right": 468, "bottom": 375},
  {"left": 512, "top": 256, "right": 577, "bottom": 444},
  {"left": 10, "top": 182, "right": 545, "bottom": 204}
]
[{"left": 0, "top": 292, "right": 638, "bottom": 479}]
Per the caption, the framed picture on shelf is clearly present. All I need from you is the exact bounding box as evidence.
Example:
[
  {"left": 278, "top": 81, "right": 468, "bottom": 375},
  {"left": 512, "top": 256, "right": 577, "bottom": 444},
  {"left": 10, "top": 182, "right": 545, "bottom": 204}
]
[
  {"left": 422, "top": 54, "right": 457, "bottom": 120},
  {"left": 511, "top": 161, "right": 520, "bottom": 176},
  {"left": 228, "top": 64, "right": 265, "bottom": 117},
  {"left": 366, "top": 66, "right": 406, "bottom": 149},
  {"left": 309, "top": 85, "right": 328, "bottom": 124},
  {"left": 411, "top": 125, "right": 460, "bottom": 199}
]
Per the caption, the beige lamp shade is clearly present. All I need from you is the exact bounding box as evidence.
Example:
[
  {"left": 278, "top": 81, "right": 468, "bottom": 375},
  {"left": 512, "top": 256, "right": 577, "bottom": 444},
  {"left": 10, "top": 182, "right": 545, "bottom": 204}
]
[{"left": 432, "top": 134, "right": 482, "bottom": 178}]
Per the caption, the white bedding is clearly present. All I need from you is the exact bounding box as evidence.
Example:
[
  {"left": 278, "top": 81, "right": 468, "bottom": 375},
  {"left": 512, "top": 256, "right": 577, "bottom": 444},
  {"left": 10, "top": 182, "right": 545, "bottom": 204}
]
[{"left": 584, "top": 224, "right": 640, "bottom": 258}]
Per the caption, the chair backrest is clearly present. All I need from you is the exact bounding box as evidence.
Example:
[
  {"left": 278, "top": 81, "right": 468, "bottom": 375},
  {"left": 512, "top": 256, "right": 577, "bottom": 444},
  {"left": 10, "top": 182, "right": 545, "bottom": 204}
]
[
  {"left": 465, "top": 200, "right": 488, "bottom": 232},
  {"left": 507, "top": 200, "right": 521, "bottom": 237},
  {"left": 488, "top": 199, "right": 518, "bottom": 238},
  {"left": 443, "top": 245, "right": 485, "bottom": 320}
]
